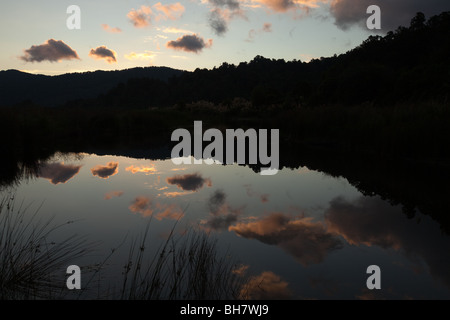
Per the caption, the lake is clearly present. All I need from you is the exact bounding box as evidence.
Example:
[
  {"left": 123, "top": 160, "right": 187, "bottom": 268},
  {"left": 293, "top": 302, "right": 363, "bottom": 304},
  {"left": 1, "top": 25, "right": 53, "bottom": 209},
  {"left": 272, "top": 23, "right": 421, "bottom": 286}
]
[{"left": 1, "top": 149, "right": 450, "bottom": 300}]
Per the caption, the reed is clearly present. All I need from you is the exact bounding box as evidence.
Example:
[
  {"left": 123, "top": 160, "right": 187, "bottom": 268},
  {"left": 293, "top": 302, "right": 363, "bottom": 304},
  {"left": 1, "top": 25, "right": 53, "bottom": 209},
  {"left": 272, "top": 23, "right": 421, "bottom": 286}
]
[
  {"left": 1, "top": 194, "right": 247, "bottom": 300},
  {"left": 0, "top": 194, "right": 94, "bottom": 299},
  {"left": 118, "top": 222, "right": 245, "bottom": 300}
]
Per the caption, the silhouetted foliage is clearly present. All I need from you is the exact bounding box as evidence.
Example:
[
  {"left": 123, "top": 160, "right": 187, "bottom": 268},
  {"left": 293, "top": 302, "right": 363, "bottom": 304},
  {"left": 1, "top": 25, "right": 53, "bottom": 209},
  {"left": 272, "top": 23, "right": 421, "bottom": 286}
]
[
  {"left": 2, "top": 12, "right": 449, "bottom": 109},
  {"left": 0, "top": 67, "right": 182, "bottom": 107},
  {"left": 71, "top": 11, "right": 448, "bottom": 109}
]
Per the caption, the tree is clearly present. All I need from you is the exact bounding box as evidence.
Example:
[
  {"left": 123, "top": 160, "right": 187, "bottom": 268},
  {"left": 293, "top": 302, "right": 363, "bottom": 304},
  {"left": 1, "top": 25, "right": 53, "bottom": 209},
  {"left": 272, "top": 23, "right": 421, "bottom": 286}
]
[{"left": 410, "top": 12, "right": 426, "bottom": 30}]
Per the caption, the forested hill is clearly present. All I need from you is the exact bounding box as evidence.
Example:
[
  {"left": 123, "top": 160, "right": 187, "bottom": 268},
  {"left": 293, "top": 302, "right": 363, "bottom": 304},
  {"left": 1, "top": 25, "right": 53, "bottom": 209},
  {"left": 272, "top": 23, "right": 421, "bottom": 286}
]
[
  {"left": 0, "top": 67, "right": 182, "bottom": 107},
  {"left": 1, "top": 11, "right": 449, "bottom": 109},
  {"left": 97, "top": 11, "right": 450, "bottom": 109}
]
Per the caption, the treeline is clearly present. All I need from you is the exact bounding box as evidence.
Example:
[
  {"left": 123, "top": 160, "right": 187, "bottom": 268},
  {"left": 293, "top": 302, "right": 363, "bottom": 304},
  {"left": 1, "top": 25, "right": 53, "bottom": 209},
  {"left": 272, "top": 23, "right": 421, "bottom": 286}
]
[
  {"left": 1, "top": 12, "right": 449, "bottom": 109},
  {"left": 88, "top": 11, "right": 450, "bottom": 109},
  {"left": 0, "top": 67, "right": 182, "bottom": 107}
]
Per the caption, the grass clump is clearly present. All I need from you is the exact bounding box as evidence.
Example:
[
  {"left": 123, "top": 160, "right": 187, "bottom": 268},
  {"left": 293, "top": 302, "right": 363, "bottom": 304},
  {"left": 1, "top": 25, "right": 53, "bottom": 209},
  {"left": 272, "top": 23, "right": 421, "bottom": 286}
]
[
  {"left": 0, "top": 195, "right": 94, "bottom": 299},
  {"left": 118, "top": 222, "right": 245, "bottom": 300},
  {"left": 1, "top": 195, "right": 246, "bottom": 300}
]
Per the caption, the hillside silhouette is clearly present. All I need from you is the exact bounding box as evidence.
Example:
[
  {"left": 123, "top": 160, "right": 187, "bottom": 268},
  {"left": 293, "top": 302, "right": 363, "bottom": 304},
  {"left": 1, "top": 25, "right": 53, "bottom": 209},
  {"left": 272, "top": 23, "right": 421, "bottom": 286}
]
[
  {"left": 129, "top": 11, "right": 448, "bottom": 108},
  {"left": 1, "top": 12, "right": 449, "bottom": 109},
  {"left": 0, "top": 67, "right": 182, "bottom": 107}
]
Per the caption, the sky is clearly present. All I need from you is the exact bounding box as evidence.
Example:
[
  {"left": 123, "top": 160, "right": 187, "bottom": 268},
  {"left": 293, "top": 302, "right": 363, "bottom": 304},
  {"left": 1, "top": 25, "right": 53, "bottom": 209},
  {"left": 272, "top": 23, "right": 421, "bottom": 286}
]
[{"left": 0, "top": 0, "right": 449, "bottom": 75}]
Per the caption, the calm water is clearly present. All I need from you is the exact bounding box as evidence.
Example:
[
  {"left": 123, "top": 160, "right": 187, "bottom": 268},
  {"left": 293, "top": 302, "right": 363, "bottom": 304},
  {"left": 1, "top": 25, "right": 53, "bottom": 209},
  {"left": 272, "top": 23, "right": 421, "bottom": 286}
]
[{"left": 2, "top": 151, "right": 450, "bottom": 299}]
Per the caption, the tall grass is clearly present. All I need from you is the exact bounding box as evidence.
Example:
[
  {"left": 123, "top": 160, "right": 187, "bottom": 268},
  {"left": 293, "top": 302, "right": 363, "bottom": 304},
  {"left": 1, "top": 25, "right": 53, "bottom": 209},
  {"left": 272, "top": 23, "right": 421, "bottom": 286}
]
[
  {"left": 1, "top": 195, "right": 247, "bottom": 300},
  {"left": 117, "top": 222, "right": 245, "bottom": 300},
  {"left": 0, "top": 195, "right": 94, "bottom": 299}
]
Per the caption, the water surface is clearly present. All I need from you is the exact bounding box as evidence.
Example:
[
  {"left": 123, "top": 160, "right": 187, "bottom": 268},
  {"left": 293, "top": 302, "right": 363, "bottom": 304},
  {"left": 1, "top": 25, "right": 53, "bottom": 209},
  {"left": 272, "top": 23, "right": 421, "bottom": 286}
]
[{"left": 2, "top": 151, "right": 450, "bottom": 299}]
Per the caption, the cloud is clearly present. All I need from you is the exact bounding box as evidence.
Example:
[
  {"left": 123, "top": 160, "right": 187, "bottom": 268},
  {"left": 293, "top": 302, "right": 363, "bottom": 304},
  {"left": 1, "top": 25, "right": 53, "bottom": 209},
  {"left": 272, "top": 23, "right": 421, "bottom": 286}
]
[
  {"left": 254, "top": 0, "right": 296, "bottom": 12},
  {"left": 250, "top": 0, "right": 321, "bottom": 14},
  {"left": 129, "top": 196, "right": 153, "bottom": 216},
  {"left": 153, "top": 202, "right": 184, "bottom": 221},
  {"left": 329, "top": 0, "right": 450, "bottom": 31},
  {"left": 153, "top": 2, "right": 185, "bottom": 21},
  {"left": 125, "top": 164, "right": 157, "bottom": 174},
  {"left": 166, "top": 173, "right": 212, "bottom": 191},
  {"left": 208, "top": 189, "right": 227, "bottom": 214},
  {"left": 127, "top": 3, "right": 184, "bottom": 27},
  {"left": 170, "top": 55, "right": 189, "bottom": 60},
  {"left": 239, "top": 271, "right": 292, "bottom": 300},
  {"left": 205, "top": 211, "right": 241, "bottom": 231},
  {"left": 37, "top": 162, "right": 82, "bottom": 184},
  {"left": 101, "top": 24, "right": 122, "bottom": 33},
  {"left": 89, "top": 46, "right": 117, "bottom": 64},
  {"left": 170, "top": 167, "right": 187, "bottom": 171},
  {"left": 161, "top": 191, "right": 193, "bottom": 198},
  {"left": 166, "top": 34, "right": 213, "bottom": 53},
  {"left": 210, "top": 0, "right": 241, "bottom": 10},
  {"left": 124, "top": 51, "right": 157, "bottom": 61},
  {"left": 325, "top": 197, "right": 403, "bottom": 248},
  {"left": 232, "top": 264, "right": 250, "bottom": 276},
  {"left": 127, "top": 5, "right": 153, "bottom": 28},
  {"left": 209, "top": 9, "right": 229, "bottom": 35},
  {"left": 201, "top": 190, "right": 244, "bottom": 231},
  {"left": 129, "top": 196, "right": 184, "bottom": 220},
  {"left": 104, "top": 191, "right": 124, "bottom": 200},
  {"left": 324, "top": 196, "right": 450, "bottom": 287},
  {"left": 161, "top": 27, "right": 194, "bottom": 34},
  {"left": 230, "top": 213, "right": 343, "bottom": 266},
  {"left": 91, "top": 162, "right": 119, "bottom": 179},
  {"left": 20, "top": 39, "right": 80, "bottom": 63},
  {"left": 207, "top": 0, "right": 246, "bottom": 36}
]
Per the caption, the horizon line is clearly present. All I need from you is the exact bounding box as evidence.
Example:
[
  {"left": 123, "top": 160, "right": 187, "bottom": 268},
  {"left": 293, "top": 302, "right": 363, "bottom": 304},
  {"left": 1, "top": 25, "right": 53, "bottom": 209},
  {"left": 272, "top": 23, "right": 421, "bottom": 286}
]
[{"left": 1, "top": 54, "right": 321, "bottom": 77}]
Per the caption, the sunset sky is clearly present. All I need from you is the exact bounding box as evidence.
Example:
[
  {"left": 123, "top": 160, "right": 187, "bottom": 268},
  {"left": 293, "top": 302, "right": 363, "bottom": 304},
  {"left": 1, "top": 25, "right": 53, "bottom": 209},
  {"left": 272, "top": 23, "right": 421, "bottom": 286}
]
[{"left": 1, "top": 0, "right": 449, "bottom": 75}]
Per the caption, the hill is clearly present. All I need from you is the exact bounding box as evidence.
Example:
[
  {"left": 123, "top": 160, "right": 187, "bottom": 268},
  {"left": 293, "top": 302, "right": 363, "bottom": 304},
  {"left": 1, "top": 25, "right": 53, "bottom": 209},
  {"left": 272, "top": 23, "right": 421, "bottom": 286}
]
[
  {"left": 0, "top": 67, "right": 183, "bottom": 107},
  {"left": 1, "top": 12, "right": 449, "bottom": 109},
  {"left": 90, "top": 11, "right": 450, "bottom": 109}
]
